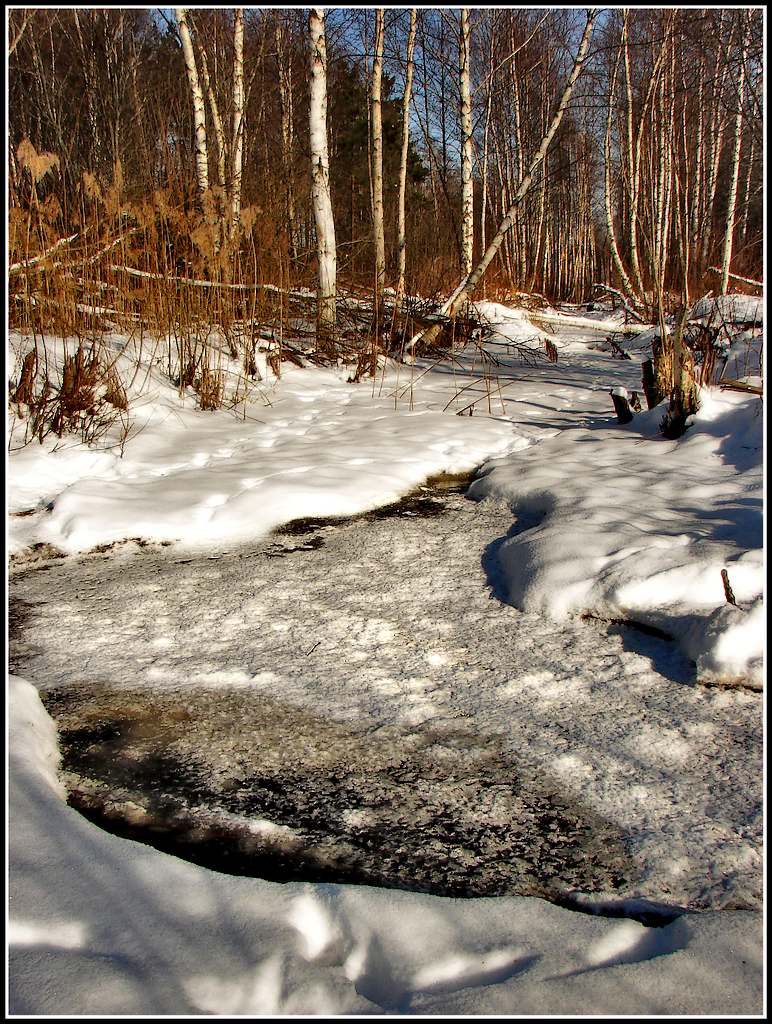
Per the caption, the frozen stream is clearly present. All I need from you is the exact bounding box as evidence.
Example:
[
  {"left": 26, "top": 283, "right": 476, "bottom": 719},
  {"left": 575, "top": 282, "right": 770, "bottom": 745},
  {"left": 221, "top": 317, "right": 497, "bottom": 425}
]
[{"left": 9, "top": 475, "right": 762, "bottom": 916}]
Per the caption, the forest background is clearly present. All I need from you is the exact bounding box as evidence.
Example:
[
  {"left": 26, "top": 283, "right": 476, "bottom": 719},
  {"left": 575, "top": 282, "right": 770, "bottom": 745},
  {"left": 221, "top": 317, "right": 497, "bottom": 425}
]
[{"left": 7, "top": 8, "right": 764, "bottom": 431}]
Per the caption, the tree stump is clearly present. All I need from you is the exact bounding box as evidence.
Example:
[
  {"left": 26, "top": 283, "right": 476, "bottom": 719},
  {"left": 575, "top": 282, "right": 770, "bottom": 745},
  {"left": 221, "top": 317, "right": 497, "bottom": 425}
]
[
  {"left": 610, "top": 387, "right": 635, "bottom": 423},
  {"left": 641, "top": 359, "right": 659, "bottom": 410}
]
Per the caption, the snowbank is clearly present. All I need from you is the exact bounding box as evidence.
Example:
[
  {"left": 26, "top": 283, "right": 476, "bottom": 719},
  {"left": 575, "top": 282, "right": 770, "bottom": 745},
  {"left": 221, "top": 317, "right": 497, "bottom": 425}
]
[
  {"left": 470, "top": 387, "right": 764, "bottom": 688},
  {"left": 689, "top": 294, "right": 763, "bottom": 325},
  {"left": 7, "top": 336, "right": 520, "bottom": 556},
  {"left": 8, "top": 676, "right": 763, "bottom": 1015}
]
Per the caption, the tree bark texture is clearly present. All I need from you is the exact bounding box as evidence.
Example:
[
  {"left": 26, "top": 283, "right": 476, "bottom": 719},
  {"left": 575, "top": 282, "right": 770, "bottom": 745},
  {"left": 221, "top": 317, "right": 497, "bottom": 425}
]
[
  {"left": 309, "top": 8, "right": 337, "bottom": 347},
  {"left": 176, "top": 8, "right": 209, "bottom": 198},
  {"left": 459, "top": 9, "right": 474, "bottom": 276},
  {"left": 371, "top": 9, "right": 386, "bottom": 302}
]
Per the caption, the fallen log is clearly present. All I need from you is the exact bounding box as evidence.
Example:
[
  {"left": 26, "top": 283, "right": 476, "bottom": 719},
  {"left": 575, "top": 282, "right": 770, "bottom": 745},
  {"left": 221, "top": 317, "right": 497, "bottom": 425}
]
[
  {"left": 591, "top": 282, "right": 646, "bottom": 323},
  {"left": 707, "top": 267, "right": 763, "bottom": 289},
  {"left": 528, "top": 311, "right": 652, "bottom": 336},
  {"left": 109, "top": 266, "right": 316, "bottom": 303},
  {"left": 9, "top": 233, "right": 79, "bottom": 274},
  {"left": 719, "top": 378, "right": 763, "bottom": 395}
]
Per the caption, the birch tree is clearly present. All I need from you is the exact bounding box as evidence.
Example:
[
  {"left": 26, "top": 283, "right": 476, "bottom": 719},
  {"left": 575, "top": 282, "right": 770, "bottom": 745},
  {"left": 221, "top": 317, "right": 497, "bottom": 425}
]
[
  {"left": 196, "top": 36, "right": 226, "bottom": 199},
  {"left": 719, "top": 11, "right": 749, "bottom": 296},
  {"left": 371, "top": 8, "right": 386, "bottom": 304},
  {"left": 395, "top": 8, "right": 417, "bottom": 310},
  {"left": 276, "top": 16, "right": 298, "bottom": 261},
  {"left": 309, "top": 8, "right": 337, "bottom": 349},
  {"left": 175, "top": 8, "right": 209, "bottom": 198},
  {"left": 229, "top": 8, "right": 245, "bottom": 244},
  {"left": 459, "top": 9, "right": 474, "bottom": 276},
  {"left": 176, "top": 9, "right": 247, "bottom": 261},
  {"left": 603, "top": 23, "right": 638, "bottom": 309}
]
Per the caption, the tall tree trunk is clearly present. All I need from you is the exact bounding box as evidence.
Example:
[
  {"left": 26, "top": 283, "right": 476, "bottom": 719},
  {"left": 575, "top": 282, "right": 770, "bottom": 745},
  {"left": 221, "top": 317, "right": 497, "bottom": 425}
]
[
  {"left": 603, "top": 25, "right": 639, "bottom": 307},
  {"left": 196, "top": 40, "right": 226, "bottom": 195},
  {"left": 479, "top": 23, "right": 495, "bottom": 261},
  {"left": 622, "top": 12, "right": 646, "bottom": 303},
  {"left": 509, "top": 31, "right": 526, "bottom": 288},
  {"left": 651, "top": 18, "right": 675, "bottom": 318},
  {"left": 276, "top": 17, "right": 298, "bottom": 262},
  {"left": 371, "top": 8, "right": 386, "bottom": 303},
  {"left": 459, "top": 8, "right": 474, "bottom": 276},
  {"left": 176, "top": 8, "right": 209, "bottom": 199},
  {"left": 689, "top": 54, "right": 705, "bottom": 271},
  {"left": 230, "top": 8, "right": 245, "bottom": 245},
  {"left": 395, "top": 8, "right": 417, "bottom": 311},
  {"left": 194, "top": 34, "right": 225, "bottom": 257},
  {"left": 418, "top": 16, "right": 440, "bottom": 225},
  {"left": 700, "top": 12, "right": 732, "bottom": 270},
  {"left": 739, "top": 134, "right": 754, "bottom": 247},
  {"left": 309, "top": 8, "right": 337, "bottom": 349},
  {"left": 719, "top": 12, "right": 749, "bottom": 296}
]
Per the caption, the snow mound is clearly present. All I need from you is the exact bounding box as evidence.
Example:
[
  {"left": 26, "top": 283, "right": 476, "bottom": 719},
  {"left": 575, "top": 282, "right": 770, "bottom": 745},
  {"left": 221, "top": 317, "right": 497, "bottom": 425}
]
[
  {"left": 8, "top": 347, "right": 520, "bottom": 556},
  {"left": 470, "top": 388, "right": 764, "bottom": 688},
  {"left": 721, "top": 329, "right": 763, "bottom": 384},
  {"left": 689, "top": 294, "right": 763, "bottom": 325}
]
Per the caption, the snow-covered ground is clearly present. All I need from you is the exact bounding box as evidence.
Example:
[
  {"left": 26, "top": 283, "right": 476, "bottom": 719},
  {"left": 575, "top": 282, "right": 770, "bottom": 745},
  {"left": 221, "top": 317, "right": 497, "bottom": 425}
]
[
  {"left": 8, "top": 675, "right": 763, "bottom": 1016},
  {"left": 6, "top": 299, "right": 764, "bottom": 1014}
]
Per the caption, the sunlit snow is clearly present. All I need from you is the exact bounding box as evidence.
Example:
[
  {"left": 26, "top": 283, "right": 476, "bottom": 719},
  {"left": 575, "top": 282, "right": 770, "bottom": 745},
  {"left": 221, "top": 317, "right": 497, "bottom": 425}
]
[{"left": 7, "top": 298, "right": 764, "bottom": 1014}]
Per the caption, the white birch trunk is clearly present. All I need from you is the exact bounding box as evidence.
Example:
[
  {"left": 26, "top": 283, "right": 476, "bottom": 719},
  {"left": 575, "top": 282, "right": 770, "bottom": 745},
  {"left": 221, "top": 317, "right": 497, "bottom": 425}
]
[
  {"left": 689, "top": 58, "right": 705, "bottom": 256},
  {"left": 479, "top": 30, "right": 494, "bottom": 259},
  {"left": 622, "top": 13, "right": 645, "bottom": 302},
  {"left": 176, "top": 8, "right": 209, "bottom": 197},
  {"left": 195, "top": 37, "right": 226, "bottom": 258},
  {"left": 371, "top": 9, "right": 386, "bottom": 302},
  {"left": 720, "top": 14, "right": 749, "bottom": 296},
  {"left": 395, "top": 8, "right": 417, "bottom": 310},
  {"left": 459, "top": 9, "right": 474, "bottom": 277},
  {"left": 701, "top": 13, "right": 731, "bottom": 269},
  {"left": 658, "top": 44, "right": 675, "bottom": 292},
  {"left": 508, "top": 25, "right": 525, "bottom": 288},
  {"left": 603, "top": 28, "right": 638, "bottom": 306},
  {"left": 739, "top": 136, "right": 754, "bottom": 246},
  {"left": 230, "top": 8, "right": 245, "bottom": 243},
  {"left": 197, "top": 42, "right": 226, "bottom": 194},
  {"left": 309, "top": 8, "right": 337, "bottom": 344}
]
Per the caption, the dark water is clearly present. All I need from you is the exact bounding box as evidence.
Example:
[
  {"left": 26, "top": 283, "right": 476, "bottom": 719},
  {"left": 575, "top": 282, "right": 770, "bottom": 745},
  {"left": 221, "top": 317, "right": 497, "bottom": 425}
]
[{"left": 43, "top": 681, "right": 637, "bottom": 904}]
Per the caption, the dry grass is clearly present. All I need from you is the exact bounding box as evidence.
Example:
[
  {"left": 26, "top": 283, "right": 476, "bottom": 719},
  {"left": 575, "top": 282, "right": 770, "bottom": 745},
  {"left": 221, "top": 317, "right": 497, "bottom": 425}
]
[
  {"left": 8, "top": 332, "right": 132, "bottom": 449},
  {"left": 8, "top": 147, "right": 530, "bottom": 442},
  {"left": 8, "top": 153, "right": 300, "bottom": 434}
]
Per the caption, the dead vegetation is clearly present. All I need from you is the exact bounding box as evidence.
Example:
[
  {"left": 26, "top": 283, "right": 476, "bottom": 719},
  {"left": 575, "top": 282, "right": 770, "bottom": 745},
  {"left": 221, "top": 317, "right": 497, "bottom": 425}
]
[{"left": 9, "top": 152, "right": 554, "bottom": 448}]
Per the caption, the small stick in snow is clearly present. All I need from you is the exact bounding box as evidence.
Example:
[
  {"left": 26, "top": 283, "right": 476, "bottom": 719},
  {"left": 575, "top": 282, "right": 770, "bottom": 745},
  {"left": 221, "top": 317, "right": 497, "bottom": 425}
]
[
  {"left": 721, "top": 569, "right": 737, "bottom": 607},
  {"left": 605, "top": 334, "right": 632, "bottom": 360}
]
